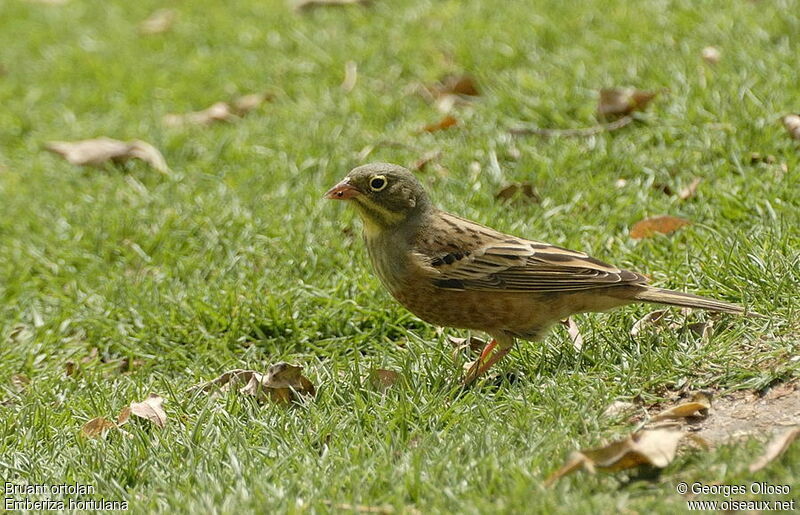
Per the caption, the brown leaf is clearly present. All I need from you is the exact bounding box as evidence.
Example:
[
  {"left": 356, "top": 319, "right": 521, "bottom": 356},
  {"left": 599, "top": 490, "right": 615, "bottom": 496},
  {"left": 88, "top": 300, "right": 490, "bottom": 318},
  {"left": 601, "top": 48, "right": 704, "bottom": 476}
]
[
  {"left": 231, "top": 92, "right": 272, "bottom": 115},
  {"left": 294, "top": 0, "right": 370, "bottom": 11},
  {"left": 45, "top": 138, "right": 169, "bottom": 174},
  {"left": 190, "top": 365, "right": 315, "bottom": 405},
  {"left": 422, "top": 115, "right": 458, "bottom": 133},
  {"left": 10, "top": 374, "right": 30, "bottom": 391},
  {"left": 368, "top": 369, "right": 400, "bottom": 392},
  {"left": 598, "top": 88, "right": 658, "bottom": 119},
  {"left": 163, "top": 102, "right": 236, "bottom": 127},
  {"left": 139, "top": 9, "right": 177, "bottom": 35},
  {"left": 602, "top": 400, "right": 638, "bottom": 419},
  {"left": 650, "top": 391, "right": 712, "bottom": 422},
  {"left": 652, "top": 183, "right": 673, "bottom": 196},
  {"left": 701, "top": 46, "right": 721, "bottom": 65},
  {"left": 127, "top": 394, "right": 167, "bottom": 428},
  {"left": 561, "top": 317, "right": 583, "bottom": 352},
  {"left": 630, "top": 309, "right": 669, "bottom": 336},
  {"left": 438, "top": 74, "right": 480, "bottom": 97},
  {"left": 546, "top": 427, "right": 684, "bottom": 486},
  {"left": 678, "top": 177, "right": 702, "bottom": 200},
  {"left": 81, "top": 417, "right": 115, "bottom": 438},
  {"left": 411, "top": 150, "right": 442, "bottom": 172},
  {"left": 782, "top": 114, "right": 800, "bottom": 140},
  {"left": 630, "top": 215, "right": 690, "bottom": 240},
  {"left": 749, "top": 152, "right": 776, "bottom": 164},
  {"left": 447, "top": 335, "right": 486, "bottom": 356},
  {"left": 164, "top": 94, "right": 270, "bottom": 127},
  {"left": 749, "top": 426, "right": 800, "bottom": 472},
  {"left": 495, "top": 183, "right": 540, "bottom": 203},
  {"left": 341, "top": 61, "right": 358, "bottom": 92}
]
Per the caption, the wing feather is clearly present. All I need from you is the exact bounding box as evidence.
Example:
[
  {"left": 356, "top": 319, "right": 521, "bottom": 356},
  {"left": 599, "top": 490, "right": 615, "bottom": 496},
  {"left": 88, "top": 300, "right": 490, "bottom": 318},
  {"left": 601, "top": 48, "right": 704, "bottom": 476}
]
[{"left": 415, "top": 212, "right": 647, "bottom": 293}]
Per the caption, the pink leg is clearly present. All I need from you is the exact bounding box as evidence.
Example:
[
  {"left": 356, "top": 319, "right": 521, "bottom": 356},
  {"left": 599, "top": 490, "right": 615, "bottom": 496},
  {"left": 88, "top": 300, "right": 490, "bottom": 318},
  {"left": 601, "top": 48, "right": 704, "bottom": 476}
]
[{"left": 463, "top": 338, "right": 513, "bottom": 385}]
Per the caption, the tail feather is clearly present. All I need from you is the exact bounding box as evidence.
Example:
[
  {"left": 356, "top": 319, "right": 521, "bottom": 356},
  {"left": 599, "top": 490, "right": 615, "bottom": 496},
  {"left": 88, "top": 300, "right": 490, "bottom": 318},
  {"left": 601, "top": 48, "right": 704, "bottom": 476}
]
[{"left": 630, "top": 287, "right": 758, "bottom": 316}]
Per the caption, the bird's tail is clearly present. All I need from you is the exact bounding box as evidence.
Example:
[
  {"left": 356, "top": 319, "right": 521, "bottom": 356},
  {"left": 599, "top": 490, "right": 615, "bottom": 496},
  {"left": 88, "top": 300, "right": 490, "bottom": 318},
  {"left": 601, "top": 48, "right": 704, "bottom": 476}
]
[{"left": 630, "top": 287, "right": 756, "bottom": 316}]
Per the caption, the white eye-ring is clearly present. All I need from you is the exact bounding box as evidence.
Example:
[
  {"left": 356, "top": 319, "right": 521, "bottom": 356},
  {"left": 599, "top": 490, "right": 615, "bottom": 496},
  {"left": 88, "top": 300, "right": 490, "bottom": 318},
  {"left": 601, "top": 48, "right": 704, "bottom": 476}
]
[{"left": 369, "top": 175, "right": 388, "bottom": 191}]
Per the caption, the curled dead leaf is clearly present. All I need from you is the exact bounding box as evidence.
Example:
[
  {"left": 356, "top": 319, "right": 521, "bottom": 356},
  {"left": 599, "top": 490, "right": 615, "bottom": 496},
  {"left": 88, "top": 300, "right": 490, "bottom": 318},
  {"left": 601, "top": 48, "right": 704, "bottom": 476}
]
[
  {"left": 631, "top": 309, "right": 669, "bottom": 337},
  {"left": 678, "top": 177, "right": 702, "bottom": 200},
  {"left": 45, "top": 138, "right": 169, "bottom": 174},
  {"left": 190, "top": 364, "right": 315, "bottom": 405},
  {"left": 11, "top": 374, "right": 30, "bottom": 391},
  {"left": 294, "top": 0, "right": 371, "bottom": 11},
  {"left": 782, "top": 114, "right": 800, "bottom": 140},
  {"left": 650, "top": 391, "right": 712, "bottom": 422},
  {"left": 139, "top": 8, "right": 177, "bottom": 35},
  {"left": 545, "top": 427, "right": 685, "bottom": 486},
  {"left": 422, "top": 115, "right": 458, "bottom": 133},
  {"left": 561, "top": 317, "right": 583, "bottom": 352},
  {"left": 598, "top": 88, "right": 658, "bottom": 119},
  {"left": 411, "top": 150, "right": 442, "bottom": 172},
  {"left": 630, "top": 215, "right": 690, "bottom": 240},
  {"left": 602, "top": 400, "right": 638, "bottom": 419},
  {"left": 164, "top": 94, "right": 271, "bottom": 127},
  {"left": 341, "top": 61, "right": 358, "bottom": 92},
  {"left": 447, "top": 334, "right": 486, "bottom": 356},
  {"left": 81, "top": 417, "right": 116, "bottom": 438},
  {"left": 749, "top": 426, "right": 800, "bottom": 472},
  {"left": 122, "top": 394, "right": 167, "bottom": 428},
  {"left": 441, "top": 74, "right": 480, "bottom": 97},
  {"left": 495, "top": 183, "right": 540, "bottom": 203},
  {"left": 701, "top": 46, "right": 721, "bottom": 64},
  {"left": 367, "top": 369, "right": 400, "bottom": 392},
  {"left": 749, "top": 152, "right": 777, "bottom": 164}
]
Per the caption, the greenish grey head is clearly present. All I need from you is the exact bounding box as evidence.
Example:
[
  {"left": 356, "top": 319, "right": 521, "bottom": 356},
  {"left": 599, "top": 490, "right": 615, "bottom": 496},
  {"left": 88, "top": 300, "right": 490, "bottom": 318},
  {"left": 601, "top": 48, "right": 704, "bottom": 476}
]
[{"left": 325, "top": 163, "right": 430, "bottom": 230}]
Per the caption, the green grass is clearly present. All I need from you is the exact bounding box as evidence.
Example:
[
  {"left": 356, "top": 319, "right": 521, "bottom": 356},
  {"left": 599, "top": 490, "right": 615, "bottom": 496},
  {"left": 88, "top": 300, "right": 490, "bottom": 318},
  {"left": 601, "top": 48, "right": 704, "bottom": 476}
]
[{"left": 1, "top": 0, "right": 799, "bottom": 512}]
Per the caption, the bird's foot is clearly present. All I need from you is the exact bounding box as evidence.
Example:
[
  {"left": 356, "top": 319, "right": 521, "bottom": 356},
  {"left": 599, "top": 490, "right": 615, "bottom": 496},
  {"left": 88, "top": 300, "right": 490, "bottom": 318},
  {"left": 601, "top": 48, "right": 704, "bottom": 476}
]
[{"left": 462, "top": 339, "right": 512, "bottom": 386}]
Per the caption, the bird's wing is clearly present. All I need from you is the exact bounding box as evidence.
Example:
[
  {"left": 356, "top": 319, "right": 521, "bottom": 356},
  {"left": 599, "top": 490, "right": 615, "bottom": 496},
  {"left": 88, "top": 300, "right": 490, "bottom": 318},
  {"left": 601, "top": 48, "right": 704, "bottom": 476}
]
[{"left": 412, "top": 212, "right": 647, "bottom": 292}]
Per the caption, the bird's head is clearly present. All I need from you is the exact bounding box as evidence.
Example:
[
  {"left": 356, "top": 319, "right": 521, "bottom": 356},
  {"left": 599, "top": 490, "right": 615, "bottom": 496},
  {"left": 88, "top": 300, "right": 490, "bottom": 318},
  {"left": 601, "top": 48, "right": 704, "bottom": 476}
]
[{"left": 325, "top": 163, "right": 430, "bottom": 232}]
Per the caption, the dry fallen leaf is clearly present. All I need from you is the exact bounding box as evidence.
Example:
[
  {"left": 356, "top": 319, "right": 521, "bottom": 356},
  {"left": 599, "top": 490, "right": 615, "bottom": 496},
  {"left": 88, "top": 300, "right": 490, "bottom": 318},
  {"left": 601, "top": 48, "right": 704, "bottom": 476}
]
[
  {"left": 11, "top": 374, "right": 30, "bottom": 391},
  {"left": 782, "top": 114, "right": 800, "bottom": 140},
  {"left": 630, "top": 310, "right": 660, "bottom": 335},
  {"left": 294, "top": 0, "right": 370, "bottom": 11},
  {"left": 164, "top": 94, "right": 271, "bottom": 127},
  {"left": 678, "top": 177, "right": 702, "bottom": 200},
  {"left": 447, "top": 335, "right": 486, "bottom": 359},
  {"left": 434, "top": 74, "right": 480, "bottom": 98},
  {"left": 422, "top": 115, "right": 458, "bottom": 133},
  {"left": 190, "top": 364, "right": 315, "bottom": 405},
  {"left": 650, "top": 391, "right": 712, "bottom": 422},
  {"left": 81, "top": 417, "right": 116, "bottom": 438},
  {"left": 749, "top": 426, "right": 800, "bottom": 472},
  {"left": 119, "top": 394, "right": 167, "bottom": 428},
  {"left": 367, "top": 369, "right": 400, "bottom": 392},
  {"left": 561, "top": 317, "right": 583, "bottom": 352},
  {"left": 701, "top": 46, "right": 721, "bottom": 64},
  {"left": 603, "top": 400, "right": 638, "bottom": 419},
  {"left": 411, "top": 150, "right": 442, "bottom": 172},
  {"left": 139, "top": 8, "right": 177, "bottom": 35},
  {"left": 749, "top": 152, "right": 777, "bottom": 164},
  {"left": 598, "top": 88, "right": 658, "bottom": 119},
  {"left": 630, "top": 215, "right": 690, "bottom": 240},
  {"left": 341, "top": 61, "right": 358, "bottom": 92},
  {"left": 495, "top": 183, "right": 540, "bottom": 203},
  {"left": 545, "top": 427, "right": 685, "bottom": 486},
  {"left": 45, "top": 138, "right": 169, "bottom": 174}
]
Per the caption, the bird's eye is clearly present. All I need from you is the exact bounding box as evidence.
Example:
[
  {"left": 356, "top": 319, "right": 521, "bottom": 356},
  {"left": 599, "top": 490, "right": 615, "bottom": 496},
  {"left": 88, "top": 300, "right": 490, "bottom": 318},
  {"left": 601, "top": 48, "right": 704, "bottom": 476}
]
[{"left": 369, "top": 175, "right": 387, "bottom": 191}]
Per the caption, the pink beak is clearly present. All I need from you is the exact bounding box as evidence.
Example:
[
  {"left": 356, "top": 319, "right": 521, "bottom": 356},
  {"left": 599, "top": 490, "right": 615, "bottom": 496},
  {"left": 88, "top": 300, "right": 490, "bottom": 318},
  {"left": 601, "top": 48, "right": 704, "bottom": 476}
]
[{"left": 324, "top": 179, "right": 360, "bottom": 200}]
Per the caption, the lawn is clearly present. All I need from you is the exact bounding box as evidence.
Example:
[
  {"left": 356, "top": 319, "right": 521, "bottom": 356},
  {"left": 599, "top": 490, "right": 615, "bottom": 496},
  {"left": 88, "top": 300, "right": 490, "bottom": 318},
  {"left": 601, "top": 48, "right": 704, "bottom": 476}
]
[{"left": 1, "top": 0, "right": 798, "bottom": 513}]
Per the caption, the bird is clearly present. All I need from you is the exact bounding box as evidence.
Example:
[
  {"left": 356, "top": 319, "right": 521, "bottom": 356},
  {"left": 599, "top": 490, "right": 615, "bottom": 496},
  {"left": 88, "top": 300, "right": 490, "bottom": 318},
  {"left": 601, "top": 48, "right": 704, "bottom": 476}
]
[{"left": 325, "top": 162, "right": 753, "bottom": 384}]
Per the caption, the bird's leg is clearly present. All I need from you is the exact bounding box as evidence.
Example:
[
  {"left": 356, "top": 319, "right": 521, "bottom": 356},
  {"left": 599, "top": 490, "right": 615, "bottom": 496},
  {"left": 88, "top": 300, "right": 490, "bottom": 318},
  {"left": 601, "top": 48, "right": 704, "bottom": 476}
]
[{"left": 463, "top": 336, "right": 513, "bottom": 385}]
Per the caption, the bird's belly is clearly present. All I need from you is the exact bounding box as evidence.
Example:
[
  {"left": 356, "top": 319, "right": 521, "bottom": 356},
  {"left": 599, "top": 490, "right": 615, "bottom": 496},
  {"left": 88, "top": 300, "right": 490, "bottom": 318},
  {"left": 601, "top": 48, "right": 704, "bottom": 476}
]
[{"left": 388, "top": 283, "right": 555, "bottom": 337}]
